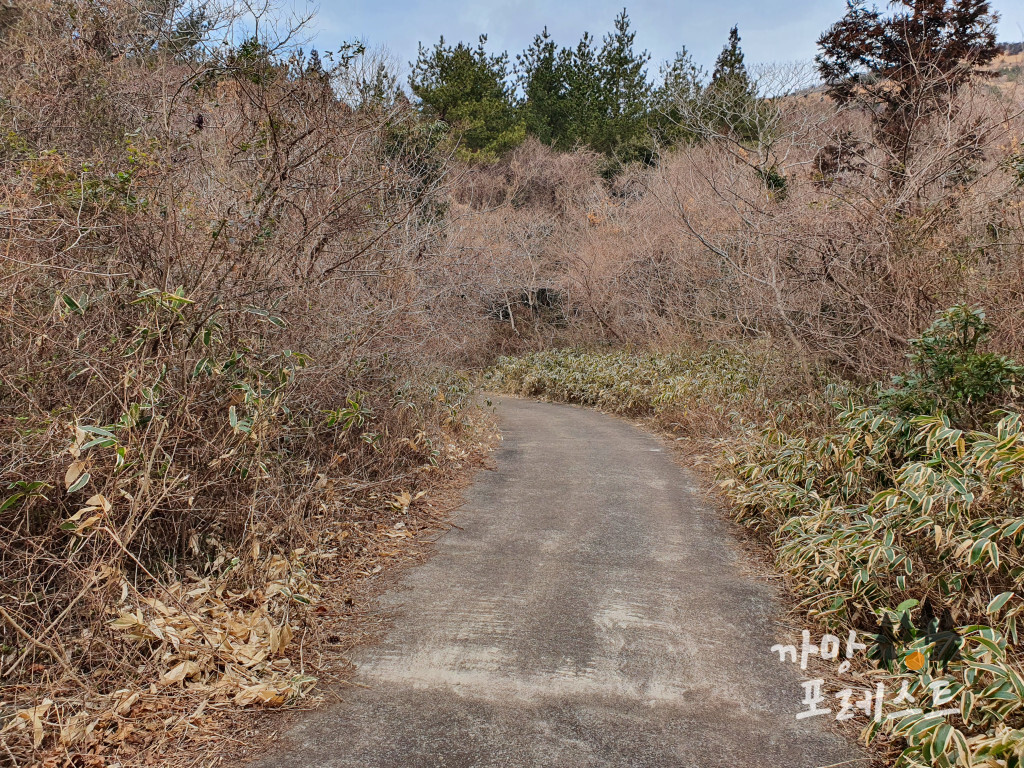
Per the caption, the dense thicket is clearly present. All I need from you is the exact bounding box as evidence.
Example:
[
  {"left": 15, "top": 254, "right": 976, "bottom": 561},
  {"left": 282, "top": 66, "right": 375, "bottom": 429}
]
[
  {"left": 450, "top": 0, "right": 1023, "bottom": 378},
  {"left": 0, "top": 1, "right": 485, "bottom": 760}
]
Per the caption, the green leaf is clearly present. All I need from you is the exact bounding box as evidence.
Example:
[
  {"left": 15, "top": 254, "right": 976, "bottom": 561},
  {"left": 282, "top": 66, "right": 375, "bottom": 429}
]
[
  {"left": 0, "top": 493, "right": 25, "bottom": 513},
  {"left": 987, "top": 541, "right": 1000, "bottom": 570},
  {"left": 81, "top": 437, "right": 117, "bottom": 450},
  {"left": 61, "top": 294, "right": 84, "bottom": 315},
  {"left": 946, "top": 475, "right": 974, "bottom": 503},
  {"left": 960, "top": 690, "right": 975, "bottom": 721},
  {"left": 1003, "top": 519, "right": 1024, "bottom": 535},
  {"left": 949, "top": 727, "right": 969, "bottom": 761},
  {"left": 192, "top": 358, "right": 213, "bottom": 378},
  {"left": 970, "top": 539, "right": 989, "bottom": 566},
  {"left": 987, "top": 592, "right": 1015, "bottom": 614},
  {"left": 66, "top": 472, "right": 90, "bottom": 494},
  {"left": 971, "top": 661, "right": 1008, "bottom": 678},
  {"left": 970, "top": 634, "right": 1003, "bottom": 659},
  {"left": 932, "top": 724, "right": 952, "bottom": 757}
]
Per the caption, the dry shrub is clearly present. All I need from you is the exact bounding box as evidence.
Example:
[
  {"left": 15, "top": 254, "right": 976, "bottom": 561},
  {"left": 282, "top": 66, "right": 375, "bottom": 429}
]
[
  {"left": 452, "top": 137, "right": 603, "bottom": 213},
  {"left": 0, "top": 1, "right": 487, "bottom": 762},
  {"left": 435, "top": 140, "right": 605, "bottom": 356},
  {"left": 452, "top": 66, "right": 1024, "bottom": 379}
]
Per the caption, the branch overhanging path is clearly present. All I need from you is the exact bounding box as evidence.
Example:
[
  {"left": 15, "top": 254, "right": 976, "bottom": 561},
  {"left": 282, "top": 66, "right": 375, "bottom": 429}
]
[{"left": 253, "top": 397, "right": 860, "bottom": 767}]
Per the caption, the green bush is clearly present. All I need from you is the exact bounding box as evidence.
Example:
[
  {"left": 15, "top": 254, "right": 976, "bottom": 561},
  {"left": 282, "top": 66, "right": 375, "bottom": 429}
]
[
  {"left": 880, "top": 306, "right": 1023, "bottom": 422},
  {"left": 722, "top": 311, "right": 1024, "bottom": 767}
]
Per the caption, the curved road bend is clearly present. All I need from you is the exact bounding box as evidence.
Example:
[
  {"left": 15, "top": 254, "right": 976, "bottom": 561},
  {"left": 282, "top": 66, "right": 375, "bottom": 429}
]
[{"left": 252, "top": 397, "right": 859, "bottom": 767}]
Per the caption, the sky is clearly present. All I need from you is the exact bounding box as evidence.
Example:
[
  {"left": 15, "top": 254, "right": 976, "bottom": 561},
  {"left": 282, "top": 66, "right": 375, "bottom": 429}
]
[{"left": 303, "top": 0, "right": 1024, "bottom": 80}]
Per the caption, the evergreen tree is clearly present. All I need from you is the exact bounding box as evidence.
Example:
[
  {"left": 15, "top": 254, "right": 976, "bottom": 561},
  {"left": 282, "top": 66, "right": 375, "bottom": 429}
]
[
  {"left": 710, "top": 26, "right": 752, "bottom": 92},
  {"left": 409, "top": 35, "right": 525, "bottom": 161},
  {"left": 653, "top": 46, "right": 705, "bottom": 145},
  {"left": 357, "top": 61, "right": 401, "bottom": 109},
  {"left": 593, "top": 9, "right": 652, "bottom": 159},
  {"left": 562, "top": 32, "right": 603, "bottom": 150},
  {"left": 164, "top": 5, "right": 212, "bottom": 60},
  {"left": 659, "top": 47, "right": 704, "bottom": 105},
  {"left": 706, "top": 25, "right": 759, "bottom": 140},
  {"left": 598, "top": 10, "right": 651, "bottom": 122},
  {"left": 305, "top": 48, "right": 324, "bottom": 74},
  {"left": 516, "top": 28, "right": 571, "bottom": 146}
]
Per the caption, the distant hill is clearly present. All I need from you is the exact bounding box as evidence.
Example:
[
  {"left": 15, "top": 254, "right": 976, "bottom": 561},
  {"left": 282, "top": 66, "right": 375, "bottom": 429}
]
[
  {"left": 777, "top": 42, "right": 1023, "bottom": 100},
  {"left": 992, "top": 43, "right": 1023, "bottom": 84}
]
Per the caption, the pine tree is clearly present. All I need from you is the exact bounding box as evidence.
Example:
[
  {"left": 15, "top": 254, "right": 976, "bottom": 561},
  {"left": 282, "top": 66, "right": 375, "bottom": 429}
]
[
  {"left": 706, "top": 25, "right": 758, "bottom": 140},
  {"left": 165, "top": 5, "right": 211, "bottom": 59},
  {"left": 305, "top": 48, "right": 325, "bottom": 78},
  {"left": 598, "top": 9, "right": 651, "bottom": 157},
  {"left": 358, "top": 61, "right": 401, "bottom": 109},
  {"left": 653, "top": 46, "right": 705, "bottom": 146},
  {"left": 659, "top": 47, "right": 704, "bottom": 105},
  {"left": 598, "top": 9, "right": 651, "bottom": 123},
  {"left": 710, "top": 26, "right": 752, "bottom": 93},
  {"left": 562, "top": 32, "right": 603, "bottom": 150},
  {"left": 409, "top": 35, "right": 525, "bottom": 161},
  {"left": 593, "top": 9, "right": 652, "bottom": 159},
  {"left": 516, "top": 28, "right": 570, "bottom": 146}
]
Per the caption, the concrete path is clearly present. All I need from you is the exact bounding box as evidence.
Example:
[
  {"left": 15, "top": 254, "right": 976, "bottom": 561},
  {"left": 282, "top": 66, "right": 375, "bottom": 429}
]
[{"left": 253, "top": 398, "right": 858, "bottom": 768}]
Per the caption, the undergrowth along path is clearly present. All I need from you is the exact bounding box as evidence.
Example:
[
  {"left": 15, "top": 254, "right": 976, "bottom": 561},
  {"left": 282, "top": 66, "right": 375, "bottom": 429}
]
[{"left": 252, "top": 397, "right": 859, "bottom": 767}]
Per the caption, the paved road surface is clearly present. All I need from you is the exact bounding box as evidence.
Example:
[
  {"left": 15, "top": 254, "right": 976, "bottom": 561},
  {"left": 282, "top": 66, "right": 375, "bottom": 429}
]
[{"left": 252, "top": 397, "right": 859, "bottom": 767}]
